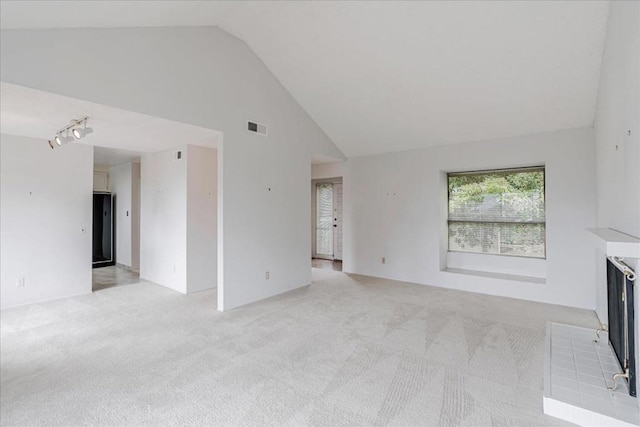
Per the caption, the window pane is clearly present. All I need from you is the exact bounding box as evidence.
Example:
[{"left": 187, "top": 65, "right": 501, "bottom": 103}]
[
  {"left": 448, "top": 222, "right": 546, "bottom": 258},
  {"left": 449, "top": 169, "right": 544, "bottom": 223},
  {"left": 449, "top": 191, "right": 544, "bottom": 222},
  {"left": 447, "top": 167, "right": 545, "bottom": 258}
]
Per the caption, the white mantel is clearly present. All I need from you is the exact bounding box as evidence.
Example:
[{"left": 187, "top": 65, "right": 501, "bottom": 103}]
[{"left": 587, "top": 228, "right": 640, "bottom": 259}]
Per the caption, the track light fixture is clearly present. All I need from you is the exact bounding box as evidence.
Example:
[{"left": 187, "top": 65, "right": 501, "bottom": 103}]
[
  {"left": 72, "top": 118, "right": 93, "bottom": 140},
  {"left": 55, "top": 130, "right": 73, "bottom": 145},
  {"left": 48, "top": 116, "right": 93, "bottom": 149}
]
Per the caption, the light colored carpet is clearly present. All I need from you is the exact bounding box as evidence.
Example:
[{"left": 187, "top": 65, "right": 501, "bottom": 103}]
[{"left": 1, "top": 269, "right": 598, "bottom": 426}]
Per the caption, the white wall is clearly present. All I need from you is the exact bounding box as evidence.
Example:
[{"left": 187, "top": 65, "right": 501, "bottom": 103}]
[
  {"left": 1, "top": 134, "right": 93, "bottom": 308},
  {"left": 594, "top": 0, "right": 640, "bottom": 309},
  {"left": 93, "top": 164, "right": 110, "bottom": 192},
  {"left": 327, "top": 128, "right": 596, "bottom": 309},
  {"left": 140, "top": 147, "right": 187, "bottom": 293},
  {"left": 108, "top": 162, "right": 141, "bottom": 270},
  {"left": 0, "top": 26, "right": 344, "bottom": 311},
  {"left": 140, "top": 146, "right": 216, "bottom": 294},
  {"left": 187, "top": 145, "right": 217, "bottom": 293},
  {"left": 109, "top": 163, "right": 133, "bottom": 268},
  {"left": 595, "top": 1, "right": 640, "bottom": 242},
  {"left": 312, "top": 161, "right": 349, "bottom": 181},
  {"left": 593, "top": 0, "right": 639, "bottom": 393}
]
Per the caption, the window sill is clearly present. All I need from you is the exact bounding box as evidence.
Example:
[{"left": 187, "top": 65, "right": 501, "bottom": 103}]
[
  {"left": 446, "top": 250, "right": 546, "bottom": 279},
  {"left": 442, "top": 267, "right": 547, "bottom": 284}
]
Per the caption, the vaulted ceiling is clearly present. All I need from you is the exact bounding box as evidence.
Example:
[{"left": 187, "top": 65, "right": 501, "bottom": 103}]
[{"left": 0, "top": 1, "right": 610, "bottom": 157}]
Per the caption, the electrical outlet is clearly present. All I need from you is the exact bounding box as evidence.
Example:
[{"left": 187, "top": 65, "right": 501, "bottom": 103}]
[
  {"left": 381, "top": 257, "right": 386, "bottom": 264},
  {"left": 265, "top": 271, "right": 270, "bottom": 280},
  {"left": 16, "top": 275, "right": 25, "bottom": 287}
]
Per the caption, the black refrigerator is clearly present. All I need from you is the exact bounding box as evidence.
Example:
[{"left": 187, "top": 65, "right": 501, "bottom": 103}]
[{"left": 93, "top": 192, "right": 114, "bottom": 268}]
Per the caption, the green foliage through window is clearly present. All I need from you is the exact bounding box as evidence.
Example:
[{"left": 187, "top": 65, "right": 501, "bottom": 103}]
[{"left": 448, "top": 167, "right": 545, "bottom": 258}]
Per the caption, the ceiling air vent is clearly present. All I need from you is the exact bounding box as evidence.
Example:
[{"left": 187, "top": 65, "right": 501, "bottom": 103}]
[{"left": 248, "top": 121, "right": 267, "bottom": 136}]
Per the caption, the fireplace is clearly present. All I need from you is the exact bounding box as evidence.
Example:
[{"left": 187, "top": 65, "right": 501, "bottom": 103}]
[{"left": 605, "top": 257, "right": 636, "bottom": 397}]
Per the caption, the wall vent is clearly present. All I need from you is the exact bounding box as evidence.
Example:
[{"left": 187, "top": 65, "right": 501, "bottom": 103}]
[{"left": 248, "top": 121, "right": 267, "bottom": 136}]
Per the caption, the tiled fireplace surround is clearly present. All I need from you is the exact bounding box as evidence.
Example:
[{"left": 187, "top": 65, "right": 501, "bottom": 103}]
[{"left": 542, "top": 228, "right": 639, "bottom": 426}]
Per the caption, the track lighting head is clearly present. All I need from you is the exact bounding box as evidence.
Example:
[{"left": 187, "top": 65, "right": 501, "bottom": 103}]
[
  {"left": 54, "top": 131, "right": 72, "bottom": 145},
  {"left": 72, "top": 126, "right": 94, "bottom": 139},
  {"left": 60, "top": 131, "right": 73, "bottom": 145},
  {"left": 48, "top": 135, "right": 69, "bottom": 149},
  {"left": 50, "top": 116, "right": 92, "bottom": 150},
  {"left": 71, "top": 117, "right": 93, "bottom": 140}
]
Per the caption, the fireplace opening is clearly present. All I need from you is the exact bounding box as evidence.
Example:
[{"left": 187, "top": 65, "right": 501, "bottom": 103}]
[{"left": 605, "top": 257, "right": 636, "bottom": 397}]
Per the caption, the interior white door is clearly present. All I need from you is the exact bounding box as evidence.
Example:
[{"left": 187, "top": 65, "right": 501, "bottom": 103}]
[{"left": 333, "top": 183, "right": 343, "bottom": 261}]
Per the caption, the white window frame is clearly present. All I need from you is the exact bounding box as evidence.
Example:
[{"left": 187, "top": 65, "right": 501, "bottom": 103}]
[{"left": 447, "top": 166, "right": 546, "bottom": 259}]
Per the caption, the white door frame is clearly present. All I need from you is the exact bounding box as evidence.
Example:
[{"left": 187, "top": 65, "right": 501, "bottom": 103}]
[
  {"left": 311, "top": 177, "right": 343, "bottom": 261},
  {"left": 332, "top": 183, "right": 343, "bottom": 261}
]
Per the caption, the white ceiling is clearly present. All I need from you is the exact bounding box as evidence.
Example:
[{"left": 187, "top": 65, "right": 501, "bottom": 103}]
[
  {"left": 0, "top": 1, "right": 610, "bottom": 157},
  {"left": 0, "top": 83, "right": 221, "bottom": 156}
]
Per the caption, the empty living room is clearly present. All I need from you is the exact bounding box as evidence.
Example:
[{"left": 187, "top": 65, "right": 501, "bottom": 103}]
[{"left": 1, "top": 1, "right": 639, "bottom": 426}]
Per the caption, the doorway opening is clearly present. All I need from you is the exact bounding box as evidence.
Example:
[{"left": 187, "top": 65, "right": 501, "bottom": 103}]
[
  {"left": 312, "top": 177, "right": 343, "bottom": 271},
  {"left": 92, "top": 147, "right": 142, "bottom": 291},
  {"left": 92, "top": 192, "right": 114, "bottom": 268}
]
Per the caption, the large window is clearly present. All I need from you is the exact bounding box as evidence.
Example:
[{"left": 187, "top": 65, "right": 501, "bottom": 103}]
[{"left": 448, "top": 167, "right": 545, "bottom": 258}]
